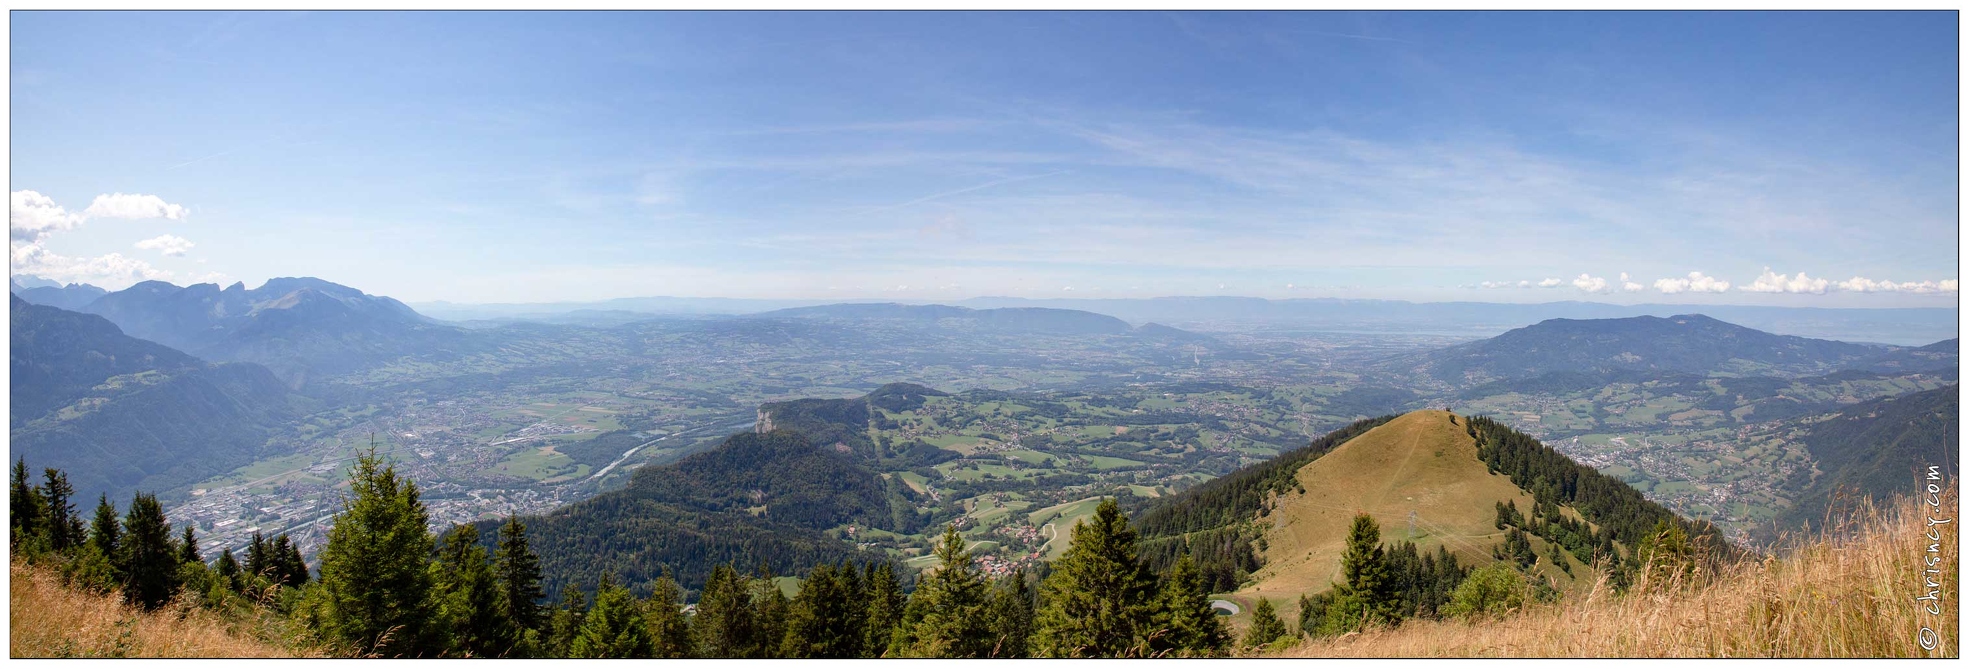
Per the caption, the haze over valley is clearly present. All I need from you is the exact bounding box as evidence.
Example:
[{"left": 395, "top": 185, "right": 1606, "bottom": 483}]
[
  {"left": 12, "top": 274, "right": 1954, "bottom": 565},
  {"left": 6, "top": 11, "right": 1958, "bottom": 659}
]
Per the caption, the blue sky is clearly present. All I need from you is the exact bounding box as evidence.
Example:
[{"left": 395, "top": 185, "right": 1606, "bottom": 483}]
[{"left": 9, "top": 11, "right": 1959, "bottom": 305}]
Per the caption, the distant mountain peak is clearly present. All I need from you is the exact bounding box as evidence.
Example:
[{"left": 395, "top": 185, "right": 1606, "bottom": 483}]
[
  {"left": 72, "top": 276, "right": 461, "bottom": 386},
  {"left": 1411, "top": 313, "right": 1882, "bottom": 385}
]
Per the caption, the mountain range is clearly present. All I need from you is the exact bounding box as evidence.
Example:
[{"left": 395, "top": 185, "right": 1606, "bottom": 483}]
[
  {"left": 6, "top": 274, "right": 1954, "bottom": 594},
  {"left": 410, "top": 293, "right": 1958, "bottom": 345},
  {"left": 8, "top": 277, "right": 108, "bottom": 311},
  {"left": 757, "top": 302, "right": 1221, "bottom": 340},
  {"left": 1399, "top": 314, "right": 1947, "bottom": 386},
  {"left": 10, "top": 295, "right": 310, "bottom": 504},
  {"left": 10, "top": 276, "right": 485, "bottom": 388}
]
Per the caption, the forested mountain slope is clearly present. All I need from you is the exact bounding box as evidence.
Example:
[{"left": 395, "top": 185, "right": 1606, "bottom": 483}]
[
  {"left": 9, "top": 295, "right": 309, "bottom": 503},
  {"left": 512, "top": 428, "right": 921, "bottom": 596},
  {"left": 1774, "top": 384, "right": 1958, "bottom": 537}
]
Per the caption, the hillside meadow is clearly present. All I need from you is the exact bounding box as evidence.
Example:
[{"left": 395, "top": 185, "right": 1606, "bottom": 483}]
[
  {"left": 1274, "top": 485, "right": 1959, "bottom": 658},
  {"left": 9, "top": 560, "right": 324, "bottom": 658}
]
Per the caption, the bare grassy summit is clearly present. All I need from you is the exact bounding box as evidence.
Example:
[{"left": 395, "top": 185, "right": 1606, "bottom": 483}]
[{"left": 1229, "top": 410, "right": 1589, "bottom": 622}]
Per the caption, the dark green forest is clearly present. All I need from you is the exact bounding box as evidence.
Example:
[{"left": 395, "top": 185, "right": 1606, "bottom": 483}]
[{"left": 11, "top": 452, "right": 1233, "bottom": 658}]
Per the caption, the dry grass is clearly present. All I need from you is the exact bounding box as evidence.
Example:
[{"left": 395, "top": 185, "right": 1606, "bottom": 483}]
[
  {"left": 9, "top": 561, "right": 319, "bottom": 658},
  {"left": 1279, "top": 487, "right": 1960, "bottom": 658}
]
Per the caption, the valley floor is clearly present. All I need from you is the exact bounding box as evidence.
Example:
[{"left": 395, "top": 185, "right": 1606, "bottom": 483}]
[{"left": 1276, "top": 487, "right": 1959, "bottom": 658}]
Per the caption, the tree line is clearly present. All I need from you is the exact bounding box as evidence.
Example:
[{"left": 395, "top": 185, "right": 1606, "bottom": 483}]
[
  {"left": 1463, "top": 415, "right": 1737, "bottom": 583},
  {"left": 11, "top": 451, "right": 1235, "bottom": 658},
  {"left": 1133, "top": 415, "right": 1398, "bottom": 591}
]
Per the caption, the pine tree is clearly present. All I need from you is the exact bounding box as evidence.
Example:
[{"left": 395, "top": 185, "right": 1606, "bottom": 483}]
[
  {"left": 890, "top": 525, "right": 993, "bottom": 658},
  {"left": 435, "top": 524, "right": 510, "bottom": 657},
  {"left": 1242, "top": 597, "right": 1289, "bottom": 649},
  {"left": 544, "top": 584, "right": 588, "bottom": 658},
  {"left": 862, "top": 561, "right": 906, "bottom": 657},
  {"left": 752, "top": 567, "right": 791, "bottom": 657},
  {"left": 119, "top": 493, "right": 182, "bottom": 610},
  {"left": 217, "top": 548, "right": 241, "bottom": 589},
  {"left": 265, "top": 534, "right": 298, "bottom": 586},
  {"left": 316, "top": 449, "right": 442, "bottom": 657},
  {"left": 1151, "top": 555, "right": 1229, "bottom": 657},
  {"left": 42, "top": 468, "right": 80, "bottom": 552},
  {"left": 245, "top": 532, "right": 269, "bottom": 582},
  {"left": 179, "top": 525, "right": 201, "bottom": 565},
  {"left": 693, "top": 563, "right": 758, "bottom": 658},
  {"left": 784, "top": 562, "right": 863, "bottom": 658},
  {"left": 1031, "top": 499, "right": 1160, "bottom": 657},
  {"left": 88, "top": 494, "right": 121, "bottom": 579},
  {"left": 494, "top": 516, "right": 546, "bottom": 640},
  {"left": 568, "top": 577, "right": 653, "bottom": 658},
  {"left": 986, "top": 571, "right": 1034, "bottom": 658},
  {"left": 282, "top": 536, "right": 310, "bottom": 587},
  {"left": 645, "top": 572, "right": 692, "bottom": 658},
  {"left": 1339, "top": 513, "right": 1396, "bottom": 625},
  {"left": 10, "top": 458, "right": 46, "bottom": 548}
]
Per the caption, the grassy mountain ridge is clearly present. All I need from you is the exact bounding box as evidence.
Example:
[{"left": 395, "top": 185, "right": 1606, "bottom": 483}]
[{"left": 1137, "top": 409, "right": 1731, "bottom": 627}]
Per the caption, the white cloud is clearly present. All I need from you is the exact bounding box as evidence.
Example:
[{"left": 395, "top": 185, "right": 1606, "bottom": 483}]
[
  {"left": 10, "top": 190, "right": 193, "bottom": 289},
  {"left": 1654, "top": 271, "right": 1731, "bottom": 294},
  {"left": 10, "top": 190, "right": 82, "bottom": 242},
  {"left": 1836, "top": 276, "right": 1959, "bottom": 294},
  {"left": 134, "top": 234, "right": 196, "bottom": 257},
  {"left": 11, "top": 244, "right": 169, "bottom": 287},
  {"left": 1475, "top": 277, "right": 1574, "bottom": 289},
  {"left": 1743, "top": 268, "right": 1830, "bottom": 294},
  {"left": 82, "top": 193, "right": 189, "bottom": 220},
  {"left": 1571, "top": 273, "right": 1610, "bottom": 293}
]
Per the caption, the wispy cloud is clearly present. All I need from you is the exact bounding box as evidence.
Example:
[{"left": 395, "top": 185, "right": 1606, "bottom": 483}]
[{"left": 852, "top": 170, "right": 1072, "bottom": 215}]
